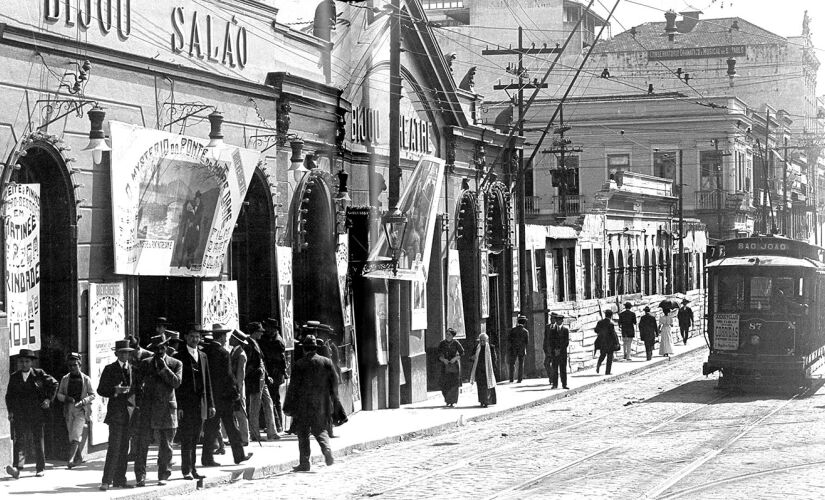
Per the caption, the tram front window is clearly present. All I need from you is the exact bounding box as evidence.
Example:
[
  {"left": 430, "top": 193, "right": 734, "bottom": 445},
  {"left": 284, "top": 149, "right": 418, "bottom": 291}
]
[{"left": 714, "top": 271, "right": 807, "bottom": 316}]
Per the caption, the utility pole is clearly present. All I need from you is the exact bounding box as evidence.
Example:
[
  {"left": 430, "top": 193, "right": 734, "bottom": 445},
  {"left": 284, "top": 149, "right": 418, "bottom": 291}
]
[
  {"left": 764, "top": 109, "right": 773, "bottom": 234},
  {"left": 542, "top": 104, "right": 582, "bottom": 217},
  {"left": 387, "top": 0, "right": 401, "bottom": 409},
  {"left": 483, "top": 28, "right": 554, "bottom": 316},
  {"left": 783, "top": 136, "right": 789, "bottom": 237},
  {"left": 710, "top": 139, "right": 731, "bottom": 241},
  {"left": 678, "top": 149, "right": 685, "bottom": 293}
]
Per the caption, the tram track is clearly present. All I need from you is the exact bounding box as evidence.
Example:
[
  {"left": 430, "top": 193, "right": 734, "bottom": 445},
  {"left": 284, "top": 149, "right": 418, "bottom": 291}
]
[{"left": 360, "top": 356, "right": 713, "bottom": 498}]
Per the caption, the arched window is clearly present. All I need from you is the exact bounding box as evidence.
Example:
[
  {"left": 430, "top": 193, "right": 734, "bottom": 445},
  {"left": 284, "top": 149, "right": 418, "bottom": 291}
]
[
  {"left": 658, "top": 249, "right": 666, "bottom": 293},
  {"left": 617, "top": 250, "right": 625, "bottom": 295},
  {"left": 644, "top": 249, "right": 651, "bottom": 294},
  {"left": 607, "top": 249, "right": 616, "bottom": 297},
  {"left": 635, "top": 249, "right": 643, "bottom": 294}
]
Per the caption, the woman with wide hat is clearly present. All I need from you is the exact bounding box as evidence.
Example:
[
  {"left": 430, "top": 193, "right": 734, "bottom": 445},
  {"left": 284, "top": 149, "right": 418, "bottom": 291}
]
[{"left": 4, "top": 349, "right": 58, "bottom": 479}]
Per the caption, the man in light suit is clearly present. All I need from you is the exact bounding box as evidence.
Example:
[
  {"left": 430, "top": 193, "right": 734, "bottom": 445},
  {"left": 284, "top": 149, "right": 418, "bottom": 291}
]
[
  {"left": 97, "top": 340, "right": 137, "bottom": 490},
  {"left": 173, "top": 324, "right": 215, "bottom": 480},
  {"left": 134, "top": 333, "right": 182, "bottom": 487}
]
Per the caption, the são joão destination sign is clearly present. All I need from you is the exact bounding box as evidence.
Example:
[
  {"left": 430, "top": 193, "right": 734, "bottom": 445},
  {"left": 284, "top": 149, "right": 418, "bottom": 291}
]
[{"left": 110, "top": 121, "right": 259, "bottom": 277}]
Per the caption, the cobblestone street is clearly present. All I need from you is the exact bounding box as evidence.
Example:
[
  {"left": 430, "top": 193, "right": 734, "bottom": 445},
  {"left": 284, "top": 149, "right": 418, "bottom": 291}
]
[{"left": 163, "top": 350, "right": 825, "bottom": 499}]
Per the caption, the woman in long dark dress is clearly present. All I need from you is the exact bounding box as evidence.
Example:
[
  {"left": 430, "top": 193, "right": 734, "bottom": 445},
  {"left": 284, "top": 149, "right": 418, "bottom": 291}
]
[
  {"left": 437, "top": 328, "right": 464, "bottom": 407},
  {"left": 470, "top": 333, "right": 497, "bottom": 407}
]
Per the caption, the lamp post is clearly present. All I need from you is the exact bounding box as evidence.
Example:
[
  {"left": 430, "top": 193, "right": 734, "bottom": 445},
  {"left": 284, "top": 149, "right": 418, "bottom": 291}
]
[
  {"left": 387, "top": 0, "right": 402, "bottom": 409},
  {"left": 82, "top": 105, "right": 111, "bottom": 164}
]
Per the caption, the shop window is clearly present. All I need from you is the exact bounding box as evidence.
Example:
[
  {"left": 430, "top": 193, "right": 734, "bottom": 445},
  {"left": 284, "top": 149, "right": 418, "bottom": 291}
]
[
  {"left": 594, "top": 248, "right": 604, "bottom": 298},
  {"left": 567, "top": 247, "right": 576, "bottom": 301},
  {"left": 534, "top": 249, "right": 547, "bottom": 299},
  {"left": 561, "top": 156, "right": 580, "bottom": 195},
  {"left": 583, "top": 249, "right": 593, "bottom": 299}
]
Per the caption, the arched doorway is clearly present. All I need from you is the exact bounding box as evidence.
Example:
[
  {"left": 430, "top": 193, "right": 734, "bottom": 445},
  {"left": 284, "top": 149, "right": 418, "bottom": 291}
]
[
  {"left": 607, "top": 250, "right": 616, "bottom": 297},
  {"left": 484, "top": 181, "right": 511, "bottom": 376},
  {"left": 7, "top": 139, "right": 78, "bottom": 458},
  {"left": 288, "top": 169, "right": 342, "bottom": 336},
  {"left": 635, "top": 249, "right": 642, "bottom": 294},
  {"left": 644, "top": 249, "right": 651, "bottom": 294},
  {"left": 230, "top": 171, "right": 275, "bottom": 327},
  {"left": 617, "top": 250, "right": 625, "bottom": 295}
]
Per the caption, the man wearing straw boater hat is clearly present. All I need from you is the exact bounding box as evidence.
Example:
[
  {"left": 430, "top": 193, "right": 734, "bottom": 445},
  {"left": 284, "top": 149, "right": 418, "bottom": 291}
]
[
  {"left": 97, "top": 340, "right": 137, "bottom": 490},
  {"left": 200, "top": 323, "right": 252, "bottom": 468},
  {"left": 4, "top": 349, "right": 58, "bottom": 479},
  {"left": 133, "top": 332, "right": 183, "bottom": 487}
]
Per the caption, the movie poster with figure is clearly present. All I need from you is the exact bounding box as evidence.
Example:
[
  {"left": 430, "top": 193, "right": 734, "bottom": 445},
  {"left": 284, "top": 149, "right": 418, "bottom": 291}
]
[
  {"left": 411, "top": 279, "right": 427, "bottom": 330},
  {"left": 336, "top": 235, "right": 351, "bottom": 327},
  {"left": 4, "top": 183, "right": 41, "bottom": 354},
  {"left": 446, "top": 249, "right": 466, "bottom": 339},
  {"left": 276, "top": 247, "right": 295, "bottom": 349},
  {"left": 374, "top": 290, "right": 388, "bottom": 365},
  {"left": 88, "top": 282, "right": 125, "bottom": 446},
  {"left": 364, "top": 157, "right": 445, "bottom": 281},
  {"left": 109, "top": 121, "right": 259, "bottom": 277},
  {"left": 201, "top": 281, "right": 239, "bottom": 330}
]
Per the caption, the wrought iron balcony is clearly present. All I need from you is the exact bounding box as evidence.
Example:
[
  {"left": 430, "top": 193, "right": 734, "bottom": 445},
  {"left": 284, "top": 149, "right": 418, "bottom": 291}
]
[
  {"left": 694, "top": 190, "right": 751, "bottom": 211},
  {"left": 553, "top": 194, "right": 584, "bottom": 215}
]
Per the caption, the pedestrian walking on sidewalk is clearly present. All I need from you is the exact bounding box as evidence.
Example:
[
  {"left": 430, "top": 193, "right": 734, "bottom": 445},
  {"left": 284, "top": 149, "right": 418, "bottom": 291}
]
[
  {"left": 546, "top": 313, "right": 570, "bottom": 389},
  {"left": 438, "top": 327, "right": 464, "bottom": 407},
  {"left": 5, "top": 349, "right": 57, "bottom": 479},
  {"left": 284, "top": 335, "right": 339, "bottom": 472},
  {"left": 618, "top": 302, "right": 637, "bottom": 360},
  {"left": 638, "top": 307, "right": 659, "bottom": 361},
  {"left": 57, "top": 353, "right": 95, "bottom": 470},
  {"left": 470, "top": 333, "right": 497, "bottom": 407},
  {"left": 677, "top": 299, "right": 694, "bottom": 345},
  {"left": 97, "top": 341, "right": 137, "bottom": 490},
  {"left": 507, "top": 316, "right": 529, "bottom": 383},
  {"left": 261, "top": 317, "right": 287, "bottom": 434},
  {"left": 229, "top": 329, "right": 251, "bottom": 445},
  {"left": 173, "top": 324, "right": 216, "bottom": 481},
  {"left": 245, "top": 322, "right": 279, "bottom": 441},
  {"left": 594, "top": 310, "right": 620, "bottom": 375},
  {"left": 134, "top": 333, "right": 182, "bottom": 487},
  {"left": 658, "top": 310, "right": 676, "bottom": 358},
  {"left": 200, "top": 324, "right": 252, "bottom": 468}
]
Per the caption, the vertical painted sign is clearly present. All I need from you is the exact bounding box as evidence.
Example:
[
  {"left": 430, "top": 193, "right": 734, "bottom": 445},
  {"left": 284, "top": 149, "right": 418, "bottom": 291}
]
[
  {"left": 336, "top": 235, "right": 351, "bottom": 328},
  {"left": 201, "top": 281, "right": 239, "bottom": 329},
  {"left": 88, "top": 282, "right": 125, "bottom": 446},
  {"left": 512, "top": 226, "right": 521, "bottom": 314},
  {"left": 276, "top": 246, "right": 294, "bottom": 350},
  {"left": 4, "top": 183, "right": 41, "bottom": 354},
  {"left": 480, "top": 249, "right": 490, "bottom": 319}
]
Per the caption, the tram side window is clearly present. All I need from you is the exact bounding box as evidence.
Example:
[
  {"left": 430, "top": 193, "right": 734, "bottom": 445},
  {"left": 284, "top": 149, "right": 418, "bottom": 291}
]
[{"left": 716, "top": 273, "right": 744, "bottom": 312}]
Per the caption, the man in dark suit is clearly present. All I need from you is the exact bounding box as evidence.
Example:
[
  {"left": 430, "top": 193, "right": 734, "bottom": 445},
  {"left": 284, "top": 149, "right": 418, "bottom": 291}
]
[
  {"left": 134, "top": 333, "right": 182, "bottom": 487},
  {"left": 97, "top": 340, "right": 137, "bottom": 490},
  {"left": 639, "top": 306, "right": 659, "bottom": 360},
  {"left": 4, "top": 349, "right": 57, "bottom": 479},
  {"left": 260, "top": 317, "right": 287, "bottom": 434},
  {"left": 618, "top": 302, "right": 637, "bottom": 360},
  {"left": 173, "top": 324, "right": 215, "bottom": 481},
  {"left": 283, "top": 335, "right": 338, "bottom": 472},
  {"left": 678, "top": 299, "right": 694, "bottom": 345},
  {"left": 507, "top": 315, "right": 530, "bottom": 383},
  {"left": 547, "top": 313, "right": 570, "bottom": 389},
  {"left": 200, "top": 323, "right": 252, "bottom": 467}
]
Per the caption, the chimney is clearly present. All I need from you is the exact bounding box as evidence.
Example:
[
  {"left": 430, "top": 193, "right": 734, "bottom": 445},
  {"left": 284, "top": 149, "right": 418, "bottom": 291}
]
[{"left": 676, "top": 10, "right": 702, "bottom": 33}]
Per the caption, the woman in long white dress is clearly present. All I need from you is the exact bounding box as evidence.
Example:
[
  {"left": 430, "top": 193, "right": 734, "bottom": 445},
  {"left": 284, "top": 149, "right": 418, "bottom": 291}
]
[{"left": 658, "top": 309, "right": 676, "bottom": 357}]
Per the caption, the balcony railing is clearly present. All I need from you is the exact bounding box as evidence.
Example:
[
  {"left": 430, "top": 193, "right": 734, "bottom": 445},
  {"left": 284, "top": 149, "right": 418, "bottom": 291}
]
[
  {"left": 694, "top": 190, "right": 751, "bottom": 211},
  {"left": 553, "top": 194, "right": 584, "bottom": 215},
  {"left": 525, "top": 195, "right": 583, "bottom": 216}
]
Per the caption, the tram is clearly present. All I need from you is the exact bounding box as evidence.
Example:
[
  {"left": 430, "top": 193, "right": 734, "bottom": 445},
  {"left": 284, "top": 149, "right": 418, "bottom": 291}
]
[{"left": 703, "top": 235, "right": 825, "bottom": 389}]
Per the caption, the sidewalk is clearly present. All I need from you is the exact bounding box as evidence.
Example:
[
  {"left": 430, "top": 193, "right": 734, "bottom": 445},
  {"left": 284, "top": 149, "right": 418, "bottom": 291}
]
[{"left": 0, "top": 339, "right": 706, "bottom": 499}]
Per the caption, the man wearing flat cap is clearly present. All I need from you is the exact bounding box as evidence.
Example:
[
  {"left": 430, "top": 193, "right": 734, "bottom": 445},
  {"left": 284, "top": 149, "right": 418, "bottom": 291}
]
[
  {"left": 97, "top": 340, "right": 137, "bottom": 490},
  {"left": 200, "top": 324, "right": 252, "bottom": 467},
  {"left": 173, "top": 324, "right": 215, "bottom": 480},
  {"left": 544, "top": 313, "right": 570, "bottom": 389},
  {"left": 5, "top": 349, "right": 58, "bottom": 479},
  {"left": 508, "top": 315, "right": 530, "bottom": 383},
  {"left": 283, "top": 334, "right": 338, "bottom": 472},
  {"left": 134, "top": 333, "right": 183, "bottom": 487},
  {"left": 639, "top": 306, "right": 659, "bottom": 361},
  {"left": 57, "top": 352, "right": 95, "bottom": 470}
]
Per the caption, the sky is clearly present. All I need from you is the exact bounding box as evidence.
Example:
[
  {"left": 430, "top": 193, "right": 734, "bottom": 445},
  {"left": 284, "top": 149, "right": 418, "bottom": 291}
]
[{"left": 275, "top": 0, "right": 825, "bottom": 89}]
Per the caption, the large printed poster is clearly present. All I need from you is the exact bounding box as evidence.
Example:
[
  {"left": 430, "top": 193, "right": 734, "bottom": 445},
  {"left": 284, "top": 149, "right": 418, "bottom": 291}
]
[
  {"left": 110, "top": 121, "right": 259, "bottom": 277},
  {"left": 4, "top": 184, "right": 41, "bottom": 354},
  {"left": 336, "top": 235, "right": 351, "bottom": 328},
  {"left": 411, "top": 279, "right": 427, "bottom": 331},
  {"left": 88, "top": 282, "right": 125, "bottom": 446},
  {"left": 201, "top": 281, "right": 239, "bottom": 329},
  {"left": 276, "top": 246, "right": 295, "bottom": 350},
  {"left": 364, "top": 157, "right": 445, "bottom": 281},
  {"left": 446, "top": 249, "right": 466, "bottom": 339}
]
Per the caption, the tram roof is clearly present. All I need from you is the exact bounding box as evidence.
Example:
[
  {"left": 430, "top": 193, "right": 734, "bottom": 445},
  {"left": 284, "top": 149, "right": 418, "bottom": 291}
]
[{"left": 707, "top": 255, "right": 824, "bottom": 269}]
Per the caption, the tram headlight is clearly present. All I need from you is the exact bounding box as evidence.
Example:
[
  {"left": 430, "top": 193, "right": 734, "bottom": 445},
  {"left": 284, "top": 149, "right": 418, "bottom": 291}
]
[{"left": 749, "top": 334, "right": 760, "bottom": 346}]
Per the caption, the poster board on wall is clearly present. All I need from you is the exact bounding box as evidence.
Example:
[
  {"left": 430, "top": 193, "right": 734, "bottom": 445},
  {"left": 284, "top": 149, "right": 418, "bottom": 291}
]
[
  {"left": 5, "top": 183, "right": 41, "bottom": 355},
  {"left": 109, "top": 121, "right": 259, "bottom": 277},
  {"left": 276, "top": 246, "right": 295, "bottom": 350},
  {"left": 411, "top": 279, "right": 427, "bottom": 331},
  {"left": 201, "top": 281, "right": 239, "bottom": 330},
  {"left": 364, "top": 157, "right": 446, "bottom": 281},
  {"left": 88, "top": 282, "right": 125, "bottom": 446},
  {"left": 336, "top": 235, "right": 352, "bottom": 328},
  {"left": 446, "top": 249, "right": 466, "bottom": 339}
]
